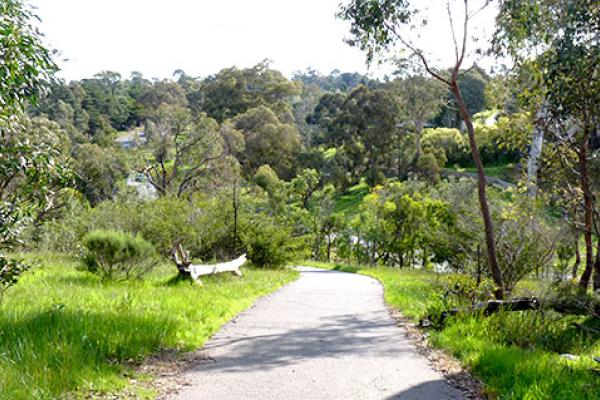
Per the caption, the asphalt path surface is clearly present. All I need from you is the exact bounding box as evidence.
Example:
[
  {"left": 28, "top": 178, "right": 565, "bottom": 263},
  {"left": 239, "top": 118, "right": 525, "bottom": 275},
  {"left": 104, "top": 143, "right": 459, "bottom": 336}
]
[{"left": 174, "top": 267, "right": 462, "bottom": 400}]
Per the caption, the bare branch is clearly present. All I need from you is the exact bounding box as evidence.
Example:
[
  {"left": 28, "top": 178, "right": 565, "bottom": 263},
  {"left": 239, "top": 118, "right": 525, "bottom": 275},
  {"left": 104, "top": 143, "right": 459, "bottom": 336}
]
[{"left": 447, "top": 0, "right": 460, "bottom": 63}]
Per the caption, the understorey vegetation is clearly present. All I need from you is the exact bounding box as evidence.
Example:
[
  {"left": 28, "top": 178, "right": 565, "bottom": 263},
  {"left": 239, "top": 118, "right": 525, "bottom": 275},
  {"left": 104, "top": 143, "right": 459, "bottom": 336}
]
[{"left": 1, "top": 0, "right": 599, "bottom": 398}]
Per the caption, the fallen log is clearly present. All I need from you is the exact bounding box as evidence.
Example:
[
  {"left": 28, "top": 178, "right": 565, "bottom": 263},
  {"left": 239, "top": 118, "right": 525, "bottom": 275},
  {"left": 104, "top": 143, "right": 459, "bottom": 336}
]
[
  {"left": 419, "top": 298, "right": 540, "bottom": 328},
  {"left": 172, "top": 243, "right": 245, "bottom": 285}
]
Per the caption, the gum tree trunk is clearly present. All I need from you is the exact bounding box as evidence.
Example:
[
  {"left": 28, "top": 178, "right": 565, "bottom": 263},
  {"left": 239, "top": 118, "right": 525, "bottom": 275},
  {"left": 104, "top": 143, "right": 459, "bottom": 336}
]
[
  {"left": 572, "top": 236, "right": 581, "bottom": 279},
  {"left": 578, "top": 129, "right": 594, "bottom": 290},
  {"left": 451, "top": 81, "right": 504, "bottom": 299}
]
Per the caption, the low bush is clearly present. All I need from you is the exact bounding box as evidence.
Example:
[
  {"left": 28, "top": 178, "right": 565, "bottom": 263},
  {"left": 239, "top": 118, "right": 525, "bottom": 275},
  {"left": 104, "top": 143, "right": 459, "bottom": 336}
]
[
  {"left": 81, "top": 230, "right": 159, "bottom": 280},
  {"left": 422, "top": 127, "right": 469, "bottom": 165},
  {"left": 243, "top": 217, "right": 292, "bottom": 268}
]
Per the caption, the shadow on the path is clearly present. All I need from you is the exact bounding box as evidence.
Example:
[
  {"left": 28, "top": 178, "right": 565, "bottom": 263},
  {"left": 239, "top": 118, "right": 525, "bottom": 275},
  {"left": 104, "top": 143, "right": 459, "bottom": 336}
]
[
  {"left": 187, "top": 312, "right": 412, "bottom": 373},
  {"left": 384, "top": 379, "right": 463, "bottom": 399}
]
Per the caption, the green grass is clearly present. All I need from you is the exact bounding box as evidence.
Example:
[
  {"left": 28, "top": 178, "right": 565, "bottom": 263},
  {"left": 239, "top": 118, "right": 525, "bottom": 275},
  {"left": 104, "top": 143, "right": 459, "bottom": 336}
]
[
  {"left": 305, "top": 261, "right": 600, "bottom": 399},
  {"left": 445, "top": 162, "right": 518, "bottom": 181},
  {"left": 333, "top": 181, "right": 369, "bottom": 218},
  {"left": 0, "top": 253, "right": 298, "bottom": 399}
]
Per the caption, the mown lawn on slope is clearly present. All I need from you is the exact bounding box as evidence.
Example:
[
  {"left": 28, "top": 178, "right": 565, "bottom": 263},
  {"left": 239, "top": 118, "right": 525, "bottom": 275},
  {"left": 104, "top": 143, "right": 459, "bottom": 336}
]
[{"left": 0, "top": 253, "right": 298, "bottom": 399}]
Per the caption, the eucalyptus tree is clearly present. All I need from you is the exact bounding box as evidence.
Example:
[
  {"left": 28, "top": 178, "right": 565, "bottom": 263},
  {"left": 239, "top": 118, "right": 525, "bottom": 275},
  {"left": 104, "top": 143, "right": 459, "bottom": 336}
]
[
  {"left": 390, "top": 75, "right": 447, "bottom": 164},
  {"left": 494, "top": 0, "right": 600, "bottom": 290},
  {"left": 73, "top": 143, "right": 129, "bottom": 205},
  {"left": 338, "top": 0, "right": 505, "bottom": 297},
  {"left": 233, "top": 106, "right": 302, "bottom": 180},
  {"left": 197, "top": 61, "right": 300, "bottom": 123},
  {"left": 1, "top": 0, "right": 71, "bottom": 295},
  {"left": 310, "top": 85, "right": 401, "bottom": 186},
  {"left": 141, "top": 105, "right": 243, "bottom": 197}
]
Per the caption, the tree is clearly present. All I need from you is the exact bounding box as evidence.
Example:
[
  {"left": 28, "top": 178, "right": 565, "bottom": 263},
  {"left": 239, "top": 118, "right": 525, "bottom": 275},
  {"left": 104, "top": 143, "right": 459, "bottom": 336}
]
[
  {"left": 316, "top": 85, "right": 401, "bottom": 186},
  {"left": 73, "top": 143, "right": 129, "bottom": 205},
  {"left": 390, "top": 75, "right": 447, "bottom": 163},
  {"left": 197, "top": 61, "right": 299, "bottom": 123},
  {"left": 80, "top": 72, "right": 132, "bottom": 132},
  {"left": 495, "top": 0, "right": 600, "bottom": 290},
  {"left": 233, "top": 106, "right": 302, "bottom": 179},
  {"left": 434, "top": 66, "right": 490, "bottom": 129},
  {"left": 133, "top": 78, "right": 188, "bottom": 120},
  {"left": 293, "top": 69, "right": 374, "bottom": 92},
  {"left": 339, "top": 0, "right": 505, "bottom": 298},
  {"left": 141, "top": 105, "right": 243, "bottom": 197},
  {"left": 1, "top": 0, "right": 70, "bottom": 294}
]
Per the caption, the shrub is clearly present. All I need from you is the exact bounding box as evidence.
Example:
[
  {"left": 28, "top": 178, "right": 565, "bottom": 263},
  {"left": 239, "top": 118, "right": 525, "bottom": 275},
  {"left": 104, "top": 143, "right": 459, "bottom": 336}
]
[
  {"left": 243, "top": 217, "right": 292, "bottom": 268},
  {"left": 36, "top": 194, "right": 237, "bottom": 261},
  {"left": 81, "top": 230, "right": 159, "bottom": 280},
  {"left": 422, "top": 128, "right": 469, "bottom": 165},
  {"left": 436, "top": 273, "right": 496, "bottom": 306},
  {"left": 493, "top": 197, "right": 559, "bottom": 293}
]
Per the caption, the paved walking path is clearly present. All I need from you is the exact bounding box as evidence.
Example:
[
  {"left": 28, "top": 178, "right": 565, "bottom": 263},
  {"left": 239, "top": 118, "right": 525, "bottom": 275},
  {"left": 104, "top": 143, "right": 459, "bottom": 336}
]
[{"left": 175, "top": 267, "right": 462, "bottom": 400}]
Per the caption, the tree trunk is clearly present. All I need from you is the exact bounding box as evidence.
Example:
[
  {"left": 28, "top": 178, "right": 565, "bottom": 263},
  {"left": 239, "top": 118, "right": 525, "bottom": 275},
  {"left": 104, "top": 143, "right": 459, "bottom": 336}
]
[
  {"left": 527, "top": 106, "right": 545, "bottom": 197},
  {"left": 476, "top": 244, "right": 482, "bottom": 286},
  {"left": 578, "top": 130, "right": 594, "bottom": 290},
  {"left": 451, "top": 82, "right": 504, "bottom": 299},
  {"left": 593, "top": 238, "right": 600, "bottom": 291},
  {"left": 414, "top": 122, "right": 423, "bottom": 165},
  {"left": 572, "top": 236, "right": 581, "bottom": 279}
]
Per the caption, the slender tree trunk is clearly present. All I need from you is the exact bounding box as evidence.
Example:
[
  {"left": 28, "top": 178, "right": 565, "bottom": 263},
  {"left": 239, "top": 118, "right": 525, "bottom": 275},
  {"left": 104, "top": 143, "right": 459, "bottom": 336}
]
[
  {"left": 593, "top": 238, "right": 600, "bottom": 291},
  {"left": 414, "top": 122, "right": 423, "bottom": 165},
  {"left": 527, "top": 106, "right": 545, "bottom": 197},
  {"left": 476, "top": 245, "right": 482, "bottom": 286},
  {"left": 578, "top": 130, "right": 594, "bottom": 290},
  {"left": 451, "top": 82, "right": 504, "bottom": 299},
  {"left": 572, "top": 236, "right": 581, "bottom": 279}
]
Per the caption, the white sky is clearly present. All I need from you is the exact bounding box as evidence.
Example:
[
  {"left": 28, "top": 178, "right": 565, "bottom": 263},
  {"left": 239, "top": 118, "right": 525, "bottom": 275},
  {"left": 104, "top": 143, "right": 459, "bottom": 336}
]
[{"left": 30, "top": 0, "right": 498, "bottom": 82}]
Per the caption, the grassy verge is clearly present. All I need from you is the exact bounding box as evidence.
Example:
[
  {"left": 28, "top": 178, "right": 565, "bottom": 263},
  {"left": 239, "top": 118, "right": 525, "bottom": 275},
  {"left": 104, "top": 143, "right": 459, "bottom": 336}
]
[
  {"left": 0, "top": 253, "right": 298, "bottom": 399},
  {"left": 304, "top": 260, "right": 600, "bottom": 400}
]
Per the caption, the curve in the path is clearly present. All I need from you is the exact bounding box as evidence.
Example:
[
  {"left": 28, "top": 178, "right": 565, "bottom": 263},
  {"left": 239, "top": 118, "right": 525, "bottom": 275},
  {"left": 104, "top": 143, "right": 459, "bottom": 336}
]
[{"left": 174, "top": 267, "right": 462, "bottom": 400}]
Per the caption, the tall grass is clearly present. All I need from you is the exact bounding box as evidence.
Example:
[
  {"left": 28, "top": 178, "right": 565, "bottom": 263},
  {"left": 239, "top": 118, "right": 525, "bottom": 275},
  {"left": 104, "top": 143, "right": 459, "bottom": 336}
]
[
  {"left": 306, "top": 261, "right": 600, "bottom": 400},
  {"left": 0, "top": 254, "right": 298, "bottom": 399}
]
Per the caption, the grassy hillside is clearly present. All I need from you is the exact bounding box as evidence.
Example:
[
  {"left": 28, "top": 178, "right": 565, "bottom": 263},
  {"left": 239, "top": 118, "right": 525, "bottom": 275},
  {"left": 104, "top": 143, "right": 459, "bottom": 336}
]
[
  {"left": 0, "top": 254, "right": 298, "bottom": 399},
  {"left": 333, "top": 181, "right": 369, "bottom": 218}
]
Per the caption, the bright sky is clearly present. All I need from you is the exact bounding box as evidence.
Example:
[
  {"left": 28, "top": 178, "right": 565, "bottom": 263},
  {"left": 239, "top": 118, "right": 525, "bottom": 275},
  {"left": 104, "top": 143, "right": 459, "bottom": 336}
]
[{"left": 30, "top": 0, "right": 498, "bottom": 82}]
